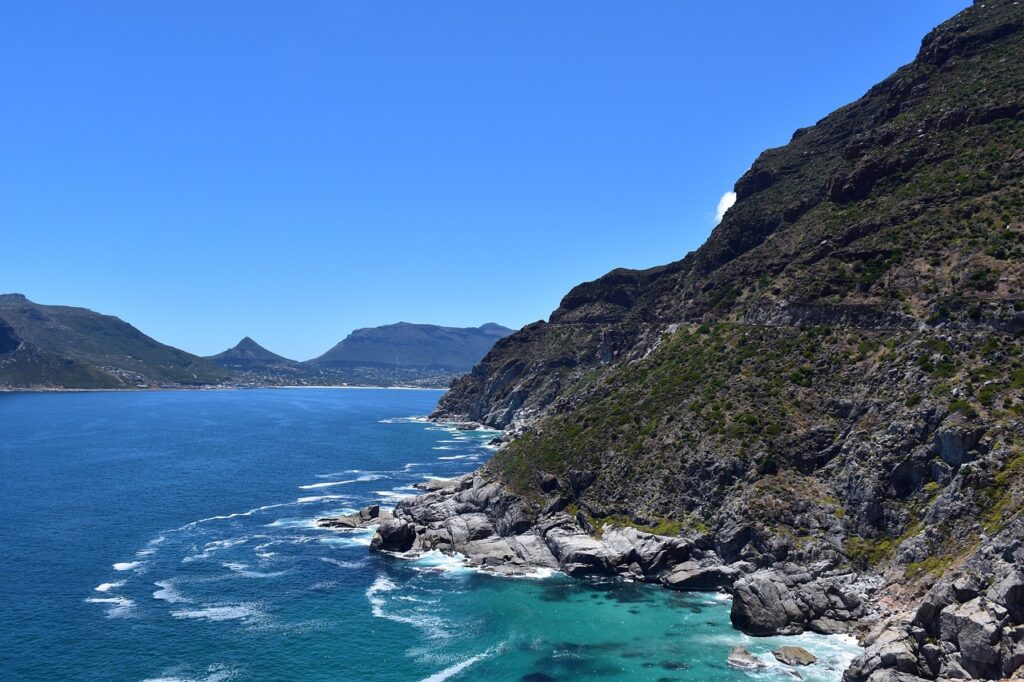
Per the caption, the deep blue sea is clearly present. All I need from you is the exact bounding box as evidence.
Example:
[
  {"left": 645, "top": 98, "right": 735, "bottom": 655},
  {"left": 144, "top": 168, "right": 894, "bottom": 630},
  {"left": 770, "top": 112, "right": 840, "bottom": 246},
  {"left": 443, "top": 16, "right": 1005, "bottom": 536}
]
[{"left": 0, "top": 388, "right": 859, "bottom": 681}]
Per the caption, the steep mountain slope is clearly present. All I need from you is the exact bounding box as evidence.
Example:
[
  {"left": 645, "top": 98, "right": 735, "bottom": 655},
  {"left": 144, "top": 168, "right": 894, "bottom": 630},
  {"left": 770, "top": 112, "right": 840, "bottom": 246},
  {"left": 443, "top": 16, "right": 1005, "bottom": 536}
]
[
  {"left": 0, "top": 294, "right": 232, "bottom": 387},
  {"left": 310, "top": 322, "right": 513, "bottom": 371},
  {"left": 417, "top": 3, "right": 1024, "bottom": 679},
  {"left": 208, "top": 337, "right": 300, "bottom": 371}
]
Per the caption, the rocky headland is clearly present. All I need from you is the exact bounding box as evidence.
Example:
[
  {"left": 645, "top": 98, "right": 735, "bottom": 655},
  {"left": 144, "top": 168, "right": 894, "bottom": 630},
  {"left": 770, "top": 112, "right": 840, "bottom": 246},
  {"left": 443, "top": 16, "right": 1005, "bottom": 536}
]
[{"left": 335, "top": 2, "right": 1024, "bottom": 679}]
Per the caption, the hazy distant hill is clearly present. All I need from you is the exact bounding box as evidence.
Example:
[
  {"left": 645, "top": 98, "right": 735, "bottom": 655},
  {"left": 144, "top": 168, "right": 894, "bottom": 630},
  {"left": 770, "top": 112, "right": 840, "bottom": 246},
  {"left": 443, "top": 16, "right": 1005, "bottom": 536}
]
[
  {"left": 310, "top": 322, "right": 513, "bottom": 372},
  {"left": 0, "top": 294, "right": 513, "bottom": 389},
  {"left": 0, "top": 294, "right": 232, "bottom": 388},
  {"left": 208, "top": 337, "right": 301, "bottom": 371}
]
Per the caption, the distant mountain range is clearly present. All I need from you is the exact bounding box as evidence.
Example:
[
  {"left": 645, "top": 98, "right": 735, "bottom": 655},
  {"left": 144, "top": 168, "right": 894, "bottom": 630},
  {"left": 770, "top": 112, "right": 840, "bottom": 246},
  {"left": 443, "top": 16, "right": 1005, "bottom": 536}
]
[
  {"left": 206, "top": 322, "right": 514, "bottom": 388},
  {"left": 0, "top": 293, "right": 511, "bottom": 390}
]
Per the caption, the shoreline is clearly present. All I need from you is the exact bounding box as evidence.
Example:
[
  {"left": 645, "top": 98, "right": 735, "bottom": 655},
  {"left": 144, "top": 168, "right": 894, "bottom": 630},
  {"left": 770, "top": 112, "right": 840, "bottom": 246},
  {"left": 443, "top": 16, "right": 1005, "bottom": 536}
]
[{"left": 0, "top": 384, "right": 449, "bottom": 394}]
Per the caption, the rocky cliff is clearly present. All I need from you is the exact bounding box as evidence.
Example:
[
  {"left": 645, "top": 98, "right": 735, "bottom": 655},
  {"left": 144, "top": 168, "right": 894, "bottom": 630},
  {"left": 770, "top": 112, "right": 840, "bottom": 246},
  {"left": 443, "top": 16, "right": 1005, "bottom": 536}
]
[{"left": 396, "top": 2, "right": 1024, "bottom": 680}]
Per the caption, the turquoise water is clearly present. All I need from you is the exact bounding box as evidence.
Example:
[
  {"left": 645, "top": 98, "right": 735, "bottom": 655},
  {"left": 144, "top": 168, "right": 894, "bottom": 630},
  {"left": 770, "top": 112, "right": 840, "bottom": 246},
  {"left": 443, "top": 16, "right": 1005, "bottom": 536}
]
[{"left": 0, "top": 389, "right": 859, "bottom": 681}]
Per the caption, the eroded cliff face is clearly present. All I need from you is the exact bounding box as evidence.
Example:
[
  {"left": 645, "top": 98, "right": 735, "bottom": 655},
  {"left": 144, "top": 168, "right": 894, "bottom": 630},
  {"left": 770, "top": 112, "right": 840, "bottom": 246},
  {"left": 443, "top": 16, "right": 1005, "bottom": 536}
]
[{"left": 417, "top": 2, "right": 1024, "bottom": 679}]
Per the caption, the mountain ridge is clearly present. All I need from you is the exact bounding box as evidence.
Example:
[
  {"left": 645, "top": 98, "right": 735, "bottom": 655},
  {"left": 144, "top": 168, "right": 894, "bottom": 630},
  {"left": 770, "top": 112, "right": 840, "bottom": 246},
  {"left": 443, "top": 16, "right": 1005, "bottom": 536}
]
[
  {"left": 396, "top": 2, "right": 1024, "bottom": 679},
  {"left": 0, "top": 294, "right": 231, "bottom": 388},
  {"left": 310, "top": 321, "right": 513, "bottom": 371}
]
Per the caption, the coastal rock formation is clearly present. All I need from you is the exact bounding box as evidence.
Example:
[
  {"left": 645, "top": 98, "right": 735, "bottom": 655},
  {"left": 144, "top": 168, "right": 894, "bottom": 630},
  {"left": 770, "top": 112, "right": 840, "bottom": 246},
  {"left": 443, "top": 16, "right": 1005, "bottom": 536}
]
[
  {"left": 410, "top": 2, "right": 1024, "bottom": 679},
  {"left": 726, "top": 646, "right": 766, "bottom": 671},
  {"left": 380, "top": 2, "right": 1024, "bottom": 680},
  {"left": 774, "top": 646, "right": 818, "bottom": 666},
  {"left": 370, "top": 472, "right": 884, "bottom": 638},
  {"left": 317, "top": 504, "right": 393, "bottom": 530},
  {"left": 731, "top": 565, "right": 869, "bottom": 636}
]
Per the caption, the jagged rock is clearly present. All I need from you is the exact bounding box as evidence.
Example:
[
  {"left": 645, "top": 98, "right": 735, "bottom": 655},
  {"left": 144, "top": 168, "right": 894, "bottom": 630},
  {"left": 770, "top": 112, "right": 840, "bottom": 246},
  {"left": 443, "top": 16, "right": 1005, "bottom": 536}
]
[
  {"left": 864, "top": 672, "right": 930, "bottom": 682},
  {"left": 845, "top": 626, "right": 920, "bottom": 681},
  {"left": 939, "top": 597, "right": 1009, "bottom": 678},
  {"left": 988, "top": 570, "right": 1024, "bottom": 623},
  {"left": 600, "top": 526, "right": 692, "bottom": 577},
  {"left": 543, "top": 527, "right": 617, "bottom": 576},
  {"left": 774, "top": 646, "right": 817, "bottom": 666},
  {"left": 318, "top": 504, "right": 392, "bottom": 529},
  {"left": 726, "top": 646, "right": 765, "bottom": 670},
  {"left": 731, "top": 567, "right": 864, "bottom": 636},
  {"left": 933, "top": 426, "right": 984, "bottom": 467},
  {"left": 663, "top": 562, "right": 739, "bottom": 591},
  {"left": 370, "top": 519, "right": 415, "bottom": 552},
  {"left": 412, "top": 478, "right": 457, "bottom": 492}
]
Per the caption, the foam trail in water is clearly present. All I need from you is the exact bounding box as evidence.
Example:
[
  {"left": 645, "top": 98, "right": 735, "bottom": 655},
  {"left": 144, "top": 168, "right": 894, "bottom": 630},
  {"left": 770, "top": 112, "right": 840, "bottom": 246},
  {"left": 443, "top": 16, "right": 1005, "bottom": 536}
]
[
  {"left": 136, "top": 534, "right": 166, "bottom": 557},
  {"left": 378, "top": 416, "right": 429, "bottom": 424},
  {"left": 85, "top": 596, "right": 135, "bottom": 618},
  {"left": 176, "top": 502, "right": 296, "bottom": 530},
  {"left": 170, "top": 603, "right": 262, "bottom": 622},
  {"left": 153, "top": 580, "right": 187, "bottom": 604},
  {"left": 419, "top": 645, "right": 502, "bottom": 682},
  {"left": 298, "top": 480, "right": 356, "bottom": 490},
  {"left": 366, "top": 575, "right": 451, "bottom": 638},
  {"left": 141, "top": 664, "right": 236, "bottom": 682},
  {"left": 113, "top": 561, "right": 142, "bottom": 571},
  {"left": 94, "top": 581, "right": 125, "bottom": 592}
]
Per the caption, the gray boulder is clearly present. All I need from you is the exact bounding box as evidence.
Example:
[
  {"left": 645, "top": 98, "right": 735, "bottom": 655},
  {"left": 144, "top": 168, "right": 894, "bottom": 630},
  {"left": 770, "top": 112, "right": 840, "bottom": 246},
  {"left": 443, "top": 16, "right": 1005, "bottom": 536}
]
[
  {"left": 726, "top": 646, "right": 765, "bottom": 670},
  {"left": 988, "top": 569, "right": 1024, "bottom": 623},
  {"left": 939, "top": 597, "right": 1008, "bottom": 678},
  {"left": 731, "top": 567, "right": 864, "bottom": 636},
  {"left": 844, "top": 626, "right": 920, "bottom": 681},
  {"left": 370, "top": 518, "right": 415, "bottom": 552},
  {"left": 774, "top": 645, "right": 817, "bottom": 666},
  {"left": 663, "top": 561, "right": 739, "bottom": 591}
]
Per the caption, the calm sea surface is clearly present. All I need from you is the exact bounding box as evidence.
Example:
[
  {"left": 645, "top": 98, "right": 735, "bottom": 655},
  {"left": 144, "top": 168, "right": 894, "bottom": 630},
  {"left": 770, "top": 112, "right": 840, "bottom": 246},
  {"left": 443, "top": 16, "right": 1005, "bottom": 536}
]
[{"left": 0, "top": 388, "right": 858, "bottom": 681}]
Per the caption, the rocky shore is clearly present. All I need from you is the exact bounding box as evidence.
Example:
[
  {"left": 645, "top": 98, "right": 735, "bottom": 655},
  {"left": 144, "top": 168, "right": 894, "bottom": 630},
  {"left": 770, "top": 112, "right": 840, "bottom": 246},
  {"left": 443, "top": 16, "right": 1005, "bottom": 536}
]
[{"left": 315, "top": 457, "right": 1024, "bottom": 681}]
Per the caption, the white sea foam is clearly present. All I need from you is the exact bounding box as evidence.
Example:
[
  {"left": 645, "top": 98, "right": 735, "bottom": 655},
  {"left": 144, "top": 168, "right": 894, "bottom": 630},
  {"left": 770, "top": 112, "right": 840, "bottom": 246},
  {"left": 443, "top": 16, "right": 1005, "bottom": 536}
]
[
  {"left": 94, "top": 580, "right": 125, "bottom": 592},
  {"left": 315, "top": 469, "right": 386, "bottom": 478},
  {"left": 153, "top": 580, "right": 187, "bottom": 604},
  {"left": 437, "top": 455, "right": 472, "bottom": 460},
  {"left": 177, "top": 502, "right": 295, "bottom": 530},
  {"left": 86, "top": 596, "right": 135, "bottom": 618},
  {"left": 136, "top": 534, "right": 166, "bottom": 557},
  {"left": 182, "top": 535, "right": 259, "bottom": 563},
  {"left": 320, "top": 557, "right": 366, "bottom": 569},
  {"left": 366, "top": 574, "right": 450, "bottom": 639},
  {"left": 431, "top": 446, "right": 457, "bottom": 451},
  {"left": 409, "top": 550, "right": 476, "bottom": 575},
  {"left": 171, "top": 603, "right": 262, "bottom": 622},
  {"left": 264, "top": 517, "right": 320, "bottom": 529},
  {"left": 419, "top": 646, "right": 500, "bottom": 682},
  {"left": 221, "top": 562, "right": 290, "bottom": 579},
  {"left": 378, "top": 416, "right": 429, "bottom": 424},
  {"left": 374, "top": 489, "right": 414, "bottom": 503},
  {"left": 298, "top": 479, "right": 357, "bottom": 490},
  {"left": 113, "top": 561, "right": 142, "bottom": 571},
  {"left": 141, "top": 664, "right": 236, "bottom": 682},
  {"left": 320, "top": 528, "right": 375, "bottom": 547}
]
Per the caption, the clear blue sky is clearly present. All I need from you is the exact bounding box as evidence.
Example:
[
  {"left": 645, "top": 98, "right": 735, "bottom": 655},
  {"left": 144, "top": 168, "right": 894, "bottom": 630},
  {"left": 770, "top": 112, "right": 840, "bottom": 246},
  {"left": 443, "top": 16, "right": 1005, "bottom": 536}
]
[{"left": 0, "top": 1, "right": 968, "bottom": 360}]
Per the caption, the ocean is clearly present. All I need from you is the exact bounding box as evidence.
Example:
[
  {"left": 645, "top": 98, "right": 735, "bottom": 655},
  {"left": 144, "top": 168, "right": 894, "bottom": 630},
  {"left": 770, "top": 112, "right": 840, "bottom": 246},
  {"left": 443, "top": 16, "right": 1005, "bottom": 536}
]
[{"left": 0, "top": 388, "right": 859, "bottom": 681}]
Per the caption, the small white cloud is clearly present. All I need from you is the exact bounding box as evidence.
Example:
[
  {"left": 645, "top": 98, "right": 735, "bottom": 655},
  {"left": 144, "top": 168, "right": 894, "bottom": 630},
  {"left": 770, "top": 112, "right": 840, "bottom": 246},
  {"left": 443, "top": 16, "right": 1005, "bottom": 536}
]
[{"left": 715, "top": 191, "right": 737, "bottom": 224}]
